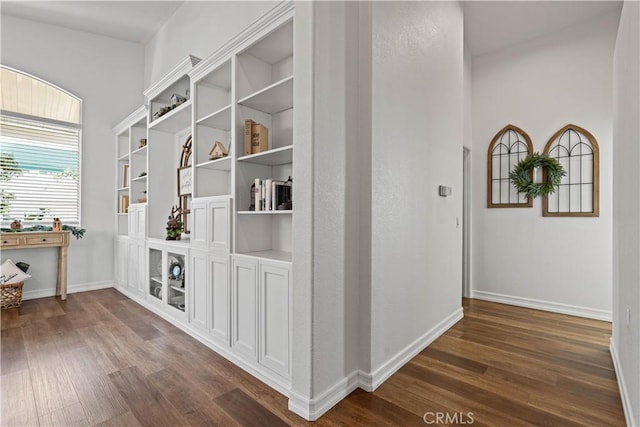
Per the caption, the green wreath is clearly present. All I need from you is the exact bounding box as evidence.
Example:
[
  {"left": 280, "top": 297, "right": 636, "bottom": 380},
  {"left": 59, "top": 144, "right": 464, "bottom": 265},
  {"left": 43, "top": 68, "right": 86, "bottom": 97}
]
[{"left": 510, "top": 153, "right": 566, "bottom": 198}]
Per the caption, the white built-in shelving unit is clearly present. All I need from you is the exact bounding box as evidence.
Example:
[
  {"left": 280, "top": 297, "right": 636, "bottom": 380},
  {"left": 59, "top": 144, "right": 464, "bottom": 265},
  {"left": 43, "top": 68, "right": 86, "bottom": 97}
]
[{"left": 113, "top": 2, "right": 294, "bottom": 396}]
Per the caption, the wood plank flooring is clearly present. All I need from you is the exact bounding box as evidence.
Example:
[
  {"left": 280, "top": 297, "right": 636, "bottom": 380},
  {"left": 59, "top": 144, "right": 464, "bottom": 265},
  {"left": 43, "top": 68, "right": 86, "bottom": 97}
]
[{"left": 1, "top": 291, "right": 625, "bottom": 426}]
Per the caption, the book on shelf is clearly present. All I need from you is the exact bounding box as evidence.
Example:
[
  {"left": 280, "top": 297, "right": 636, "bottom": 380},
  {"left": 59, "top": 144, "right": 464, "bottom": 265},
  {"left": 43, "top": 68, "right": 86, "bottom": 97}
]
[
  {"left": 250, "top": 177, "right": 292, "bottom": 211},
  {"left": 120, "top": 195, "right": 129, "bottom": 213},
  {"left": 244, "top": 119, "right": 269, "bottom": 155},
  {"left": 122, "top": 164, "right": 129, "bottom": 188}
]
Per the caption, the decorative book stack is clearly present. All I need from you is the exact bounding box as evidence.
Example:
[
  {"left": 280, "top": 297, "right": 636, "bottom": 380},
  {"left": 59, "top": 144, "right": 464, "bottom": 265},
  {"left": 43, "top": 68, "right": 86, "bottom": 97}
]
[
  {"left": 250, "top": 177, "right": 292, "bottom": 211},
  {"left": 244, "top": 119, "right": 269, "bottom": 155}
]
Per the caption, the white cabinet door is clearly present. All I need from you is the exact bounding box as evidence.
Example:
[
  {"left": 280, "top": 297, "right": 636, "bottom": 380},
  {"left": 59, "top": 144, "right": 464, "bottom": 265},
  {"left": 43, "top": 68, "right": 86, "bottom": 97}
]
[
  {"left": 231, "top": 257, "right": 257, "bottom": 359},
  {"left": 210, "top": 254, "right": 229, "bottom": 345},
  {"left": 128, "top": 205, "right": 147, "bottom": 239},
  {"left": 136, "top": 206, "right": 146, "bottom": 238},
  {"left": 209, "top": 200, "right": 230, "bottom": 251},
  {"left": 190, "top": 200, "right": 208, "bottom": 249},
  {"left": 259, "top": 262, "right": 290, "bottom": 378},
  {"left": 127, "top": 240, "right": 139, "bottom": 294},
  {"left": 128, "top": 206, "right": 138, "bottom": 236},
  {"left": 189, "top": 250, "right": 209, "bottom": 332},
  {"left": 117, "top": 238, "right": 129, "bottom": 287},
  {"left": 136, "top": 242, "right": 147, "bottom": 296}
]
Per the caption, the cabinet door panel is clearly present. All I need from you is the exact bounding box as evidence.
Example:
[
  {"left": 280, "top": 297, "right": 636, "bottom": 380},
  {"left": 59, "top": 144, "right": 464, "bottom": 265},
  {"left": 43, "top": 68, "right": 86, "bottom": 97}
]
[
  {"left": 127, "top": 241, "right": 138, "bottom": 294},
  {"left": 210, "top": 255, "right": 229, "bottom": 344},
  {"left": 231, "top": 257, "right": 257, "bottom": 359},
  {"left": 189, "top": 251, "right": 209, "bottom": 331},
  {"left": 136, "top": 243, "right": 146, "bottom": 295},
  {"left": 136, "top": 206, "right": 146, "bottom": 238},
  {"left": 190, "top": 201, "right": 208, "bottom": 248},
  {"left": 118, "top": 239, "right": 129, "bottom": 286},
  {"left": 209, "top": 200, "right": 230, "bottom": 251},
  {"left": 259, "top": 263, "right": 290, "bottom": 378},
  {"left": 128, "top": 206, "right": 137, "bottom": 236}
]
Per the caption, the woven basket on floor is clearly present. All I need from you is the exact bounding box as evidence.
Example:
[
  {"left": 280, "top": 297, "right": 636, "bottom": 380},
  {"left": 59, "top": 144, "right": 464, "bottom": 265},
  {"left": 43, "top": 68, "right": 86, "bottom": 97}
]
[{"left": 1, "top": 281, "right": 24, "bottom": 309}]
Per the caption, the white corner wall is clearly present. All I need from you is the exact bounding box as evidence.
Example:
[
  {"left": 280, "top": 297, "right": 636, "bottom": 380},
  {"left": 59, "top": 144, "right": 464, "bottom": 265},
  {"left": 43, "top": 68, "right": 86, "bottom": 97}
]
[
  {"left": 369, "top": 0, "right": 464, "bottom": 378},
  {"left": 470, "top": 12, "right": 619, "bottom": 320},
  {"left": 144, "top": 1, "right": 277, "bottom": 88},
  {"left": 612, "top": 2, "right": 640, "bottom": 425},
  {"left": 1, "top": 15, "right": 144, "bottom": 297}
]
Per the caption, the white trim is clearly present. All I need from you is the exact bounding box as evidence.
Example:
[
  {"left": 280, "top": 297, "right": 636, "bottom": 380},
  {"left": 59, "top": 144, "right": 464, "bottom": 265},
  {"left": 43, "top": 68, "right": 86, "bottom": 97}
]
[
  {"left": 143, "top": 55, "right": 201, "bottom": 101},
  {"left": 471, "top": 290, "right": 612, "bottom": 321},
  {"left": 366, "top": 307, "right": 464, "bottom": 391},
  {"left": 112, "top": 105, "right": 147, "bottom": 134},
  {"left": 22, "top": 281, "right": 113, "bottom": 301},
  {"left": 288, "top": 307, "right": 463, "bottom": 421},
  {"left": 610, "top": 340, "right": 637, "bottom": 427},
  {"left": 288, "top": 371, "right": 360, "bottom": 421},
  {"left": 113, "top": 285, "right": 291, "bottom": 397},
  {"left": 189, "top": 1, "right": 294, "bottom": 83}
]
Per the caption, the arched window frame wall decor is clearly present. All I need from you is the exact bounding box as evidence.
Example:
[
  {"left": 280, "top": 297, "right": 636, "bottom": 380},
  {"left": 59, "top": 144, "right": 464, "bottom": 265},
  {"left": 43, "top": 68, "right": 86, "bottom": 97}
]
[
  {"left": 542, "top": 124, "right": 599, "bottom": 217},
  {"left": 487, "top": 124, "right": 534, "bottom": 208}
]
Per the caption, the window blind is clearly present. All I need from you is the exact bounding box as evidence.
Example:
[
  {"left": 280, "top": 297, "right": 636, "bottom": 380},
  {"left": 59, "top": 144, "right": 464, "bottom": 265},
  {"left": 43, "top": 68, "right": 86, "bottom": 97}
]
[{"left": 1, "top": 115, "right": 80, "bottom": 225}]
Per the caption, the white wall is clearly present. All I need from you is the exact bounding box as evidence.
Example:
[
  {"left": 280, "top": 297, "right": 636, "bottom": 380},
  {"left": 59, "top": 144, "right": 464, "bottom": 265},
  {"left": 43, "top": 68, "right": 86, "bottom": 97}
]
[
  {"left": 1, "top": 15, "right": 144, "bottom": 297},
  {"left": 369, "top": 1, "right": 464, "bottom": 372},
  {"left": 612, "top": 2, "right": 640, "bottom": 424},
  {"left": 471, "top": 12, "right": 619, "bottom": 319},
  {"left": 144, "top": 1, "right": 277, "bottom": 88}
]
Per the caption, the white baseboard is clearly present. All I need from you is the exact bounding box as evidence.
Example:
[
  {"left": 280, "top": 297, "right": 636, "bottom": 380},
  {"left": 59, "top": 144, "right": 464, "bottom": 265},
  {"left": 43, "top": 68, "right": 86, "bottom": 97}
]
[
  {"left": 290, "top": 308, "right": 463, "bottom": 420},
  {"left": 365, "top": 307, "right": 464, "bottom": 391},
  {"left": 288, "top": 371, "right": 360, "bottom": 421},
  {"left": 471, "top": 290, "right": 612, "bottom": 321},
  {"left": 610, "top": 340, "right": 637, "bottom": 427},
  {"left": 22, "top": 281, "right": 114, "bottom": 301},
  {"left": 112, "top": 285, "right": 291, "bottom": 397}
]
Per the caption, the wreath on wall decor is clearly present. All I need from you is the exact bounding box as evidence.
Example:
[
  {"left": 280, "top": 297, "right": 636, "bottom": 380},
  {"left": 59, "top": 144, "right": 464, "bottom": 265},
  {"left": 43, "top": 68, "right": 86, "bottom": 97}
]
[{"left": 510, "top": 153, "right": 566, "bottom": 198}]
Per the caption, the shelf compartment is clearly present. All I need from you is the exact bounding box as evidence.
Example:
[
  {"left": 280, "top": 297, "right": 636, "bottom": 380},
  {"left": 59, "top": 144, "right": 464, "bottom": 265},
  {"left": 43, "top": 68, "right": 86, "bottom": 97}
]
[
  {"left": 117, "top": 187, "right": 129, "bottom": 192},
  {"left": 195, "top": 104, "right": 231, "bottom": 130},
  {"left": 118, "top": 154, "right": 130, "bottom": 161},
  {"left": 131, "top": 175, "right": 148, "bottom": 182},
  {"left": 238, "top": 76, "right": 293, "bottom": 115},
  {"left": 237, "top": 250, "right": 292, "bottom": 263},
  {"left": 151, "top": 276, "right": 162, "bottom": 284},
  {"left": 170, "top": 285, "right": 185, "bottom": 294},
  {"left": 237, "top": 210, "right": 292, "bottom": 215},
  {"left": 148, "top": 100, "right": 192, "bottom": 133},
  {"left": 237, "top": 145, "right": 292, "bottom": 166},
  {"left": 195, "top": 156, "right": 231, "bottom": 171},
  {"left": 131, "top": 146, "right": 148, "bottom": 156}
]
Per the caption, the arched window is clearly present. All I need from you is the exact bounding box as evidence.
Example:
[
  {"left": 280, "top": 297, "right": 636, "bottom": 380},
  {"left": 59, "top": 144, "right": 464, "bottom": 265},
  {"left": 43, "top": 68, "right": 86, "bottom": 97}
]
[
  {"left": 543, "top": 124, "right": 599, "bottom": 217},
  {"left": 487, "top": 124, "right": 533, "bottom": 208},
  {"left": 0, "top": 66, "right": 82, "bottom": 225}
]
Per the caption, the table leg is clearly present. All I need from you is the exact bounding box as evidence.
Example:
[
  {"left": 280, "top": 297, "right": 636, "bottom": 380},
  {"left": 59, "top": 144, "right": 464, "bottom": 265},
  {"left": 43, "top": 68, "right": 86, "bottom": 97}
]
[{"left": 57, "top": 246, "right": 68, "bottom": 300}]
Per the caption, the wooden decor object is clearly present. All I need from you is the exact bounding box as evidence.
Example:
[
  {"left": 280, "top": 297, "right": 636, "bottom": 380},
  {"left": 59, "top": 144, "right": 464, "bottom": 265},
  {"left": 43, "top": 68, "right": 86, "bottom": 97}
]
[
  {"left": 487, "top": 124, "right": 534, "bottom": 208},
  {"left": 542, "top": 124, "right": 599, "bottom": 217},
  {"left": 209, "top": 141, "right": 228, "bottom": 160}
]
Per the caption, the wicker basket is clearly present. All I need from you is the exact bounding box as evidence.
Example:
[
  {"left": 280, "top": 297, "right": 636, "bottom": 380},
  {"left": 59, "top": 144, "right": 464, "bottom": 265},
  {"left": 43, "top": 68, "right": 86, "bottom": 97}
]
[{"left": 1, "top": 281, "right": 24, "bottom": 309}]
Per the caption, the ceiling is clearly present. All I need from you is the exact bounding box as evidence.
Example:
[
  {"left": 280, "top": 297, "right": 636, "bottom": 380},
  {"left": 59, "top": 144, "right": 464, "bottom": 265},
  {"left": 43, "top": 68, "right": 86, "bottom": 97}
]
[
  {"left": 464, "top": 1, "right": 623, "bottom": 57},
  {"left": 0, "top": 1, "right": 183, "bottom": 44},
  {"left": 1, "top": 1, "right": 623, "bottom": 51}
]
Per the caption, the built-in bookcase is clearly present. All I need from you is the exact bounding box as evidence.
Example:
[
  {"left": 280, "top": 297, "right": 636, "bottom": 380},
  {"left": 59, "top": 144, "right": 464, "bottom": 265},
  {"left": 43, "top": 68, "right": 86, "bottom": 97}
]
[
  {"left": 193, "top": 59, "right": 233, "bottom": 198},
  {"left": 113, "top": 107, "right": 147, "bottom": 236},
  {"left": 114, "top": 2, "right": 294, "bottom": 394},
  {"left": 234, "top": 18, "right": 294, "bottom": 262}
]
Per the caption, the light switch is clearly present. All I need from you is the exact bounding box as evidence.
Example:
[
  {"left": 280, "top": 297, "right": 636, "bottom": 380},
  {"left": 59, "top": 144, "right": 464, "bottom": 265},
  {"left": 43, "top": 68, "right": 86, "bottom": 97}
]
[{"left": 438, "top": 185, "right": 452, "bottom": 197}]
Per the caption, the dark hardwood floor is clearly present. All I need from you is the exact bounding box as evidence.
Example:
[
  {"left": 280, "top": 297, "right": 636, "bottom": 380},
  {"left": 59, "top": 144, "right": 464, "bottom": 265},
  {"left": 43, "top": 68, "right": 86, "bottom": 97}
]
[{"left": 1, "top": 290, "right": 625, "bottom": 426}]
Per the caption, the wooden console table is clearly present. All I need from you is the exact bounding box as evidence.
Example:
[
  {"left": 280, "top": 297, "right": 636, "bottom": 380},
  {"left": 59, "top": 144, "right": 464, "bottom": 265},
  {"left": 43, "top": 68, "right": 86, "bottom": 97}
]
[{"left": 1, "top": 231, "right": 70, "bottom": 300}]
